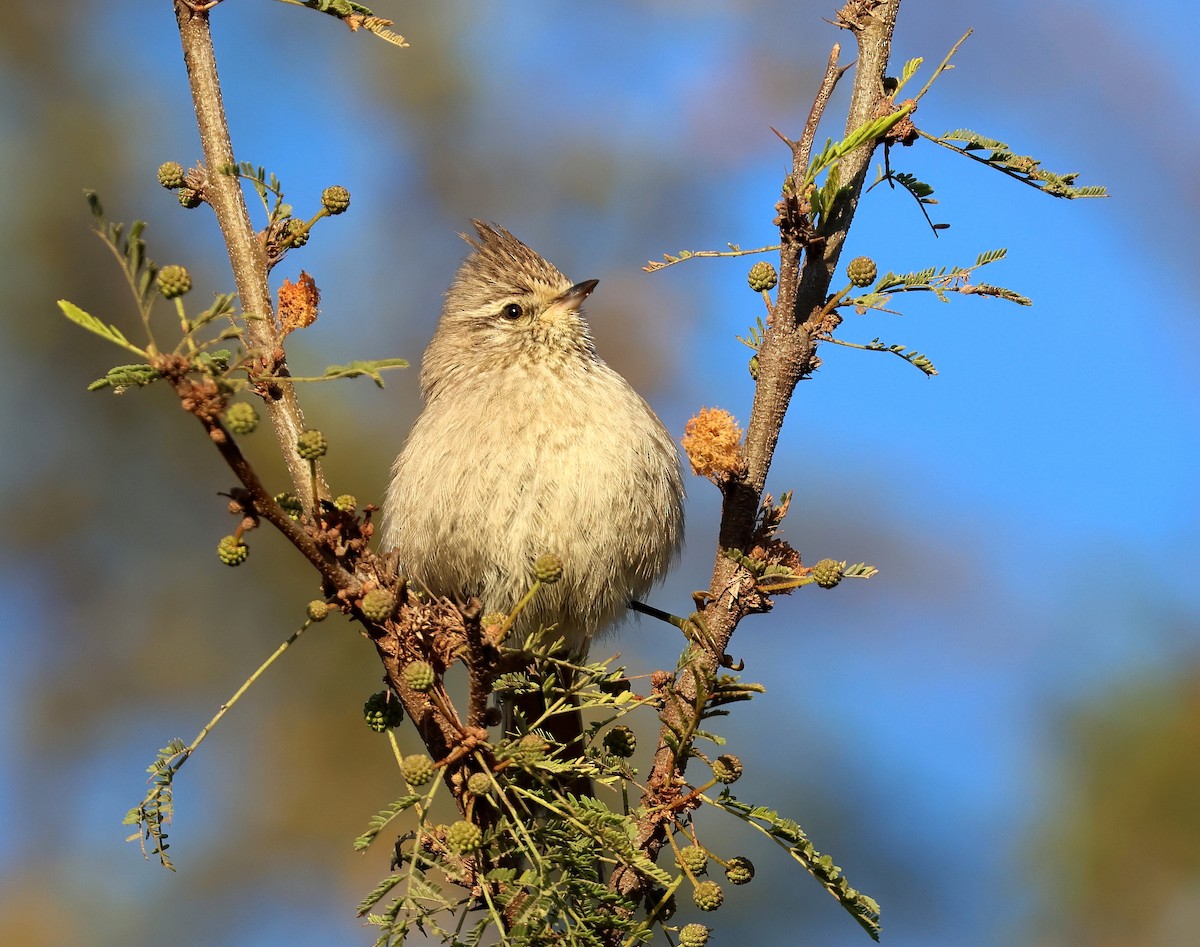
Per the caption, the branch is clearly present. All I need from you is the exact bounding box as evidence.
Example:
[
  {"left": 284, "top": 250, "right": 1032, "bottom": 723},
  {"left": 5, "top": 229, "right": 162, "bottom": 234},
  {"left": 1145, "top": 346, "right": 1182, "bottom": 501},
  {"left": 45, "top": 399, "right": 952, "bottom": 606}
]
[
  {"left": 795, "top": 43, "right": 849, "bottom": 181},
  {"left": 174, "top": 2, "right": 325, "bottom": 505},
  {"left": 615, "top": 0, "right": 904, "bottom": 910}
]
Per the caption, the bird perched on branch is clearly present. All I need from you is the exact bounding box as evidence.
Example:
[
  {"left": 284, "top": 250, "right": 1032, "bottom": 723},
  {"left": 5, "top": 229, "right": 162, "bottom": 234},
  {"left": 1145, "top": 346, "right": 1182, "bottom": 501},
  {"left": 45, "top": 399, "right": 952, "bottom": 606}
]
[{"left": 382, "top": 221, "right": 684, "bottom": 752}]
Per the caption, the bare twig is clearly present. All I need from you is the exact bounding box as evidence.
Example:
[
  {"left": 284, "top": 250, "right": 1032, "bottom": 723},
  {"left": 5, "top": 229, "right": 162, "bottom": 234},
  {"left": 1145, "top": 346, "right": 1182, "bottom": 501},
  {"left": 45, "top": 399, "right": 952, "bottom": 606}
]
[{"left": 795, "top": 44, "right": 848, "bottom": 179}]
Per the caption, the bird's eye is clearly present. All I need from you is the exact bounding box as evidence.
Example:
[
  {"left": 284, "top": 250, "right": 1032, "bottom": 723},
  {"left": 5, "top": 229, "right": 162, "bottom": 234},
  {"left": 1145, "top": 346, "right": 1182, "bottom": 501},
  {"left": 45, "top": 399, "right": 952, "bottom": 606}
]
[{"left": 501, "top": 303, "right": 523, "bottom": 321}]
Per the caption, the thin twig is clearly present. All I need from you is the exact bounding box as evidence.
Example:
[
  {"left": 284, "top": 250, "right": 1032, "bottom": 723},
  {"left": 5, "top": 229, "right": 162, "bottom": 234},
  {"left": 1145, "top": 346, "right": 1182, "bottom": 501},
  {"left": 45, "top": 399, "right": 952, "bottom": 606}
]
[
  {"left": 795, "top": 44, "right": 847, "bottom": 179},
  {"left": 913, "top": 28, "right": 972, "bottom": 103},
  {"left": 196, "top": 408, "right": 357, "bottom": 593},
  {"left": 163, "top": 619, "right": 311, "bottom": 782}
]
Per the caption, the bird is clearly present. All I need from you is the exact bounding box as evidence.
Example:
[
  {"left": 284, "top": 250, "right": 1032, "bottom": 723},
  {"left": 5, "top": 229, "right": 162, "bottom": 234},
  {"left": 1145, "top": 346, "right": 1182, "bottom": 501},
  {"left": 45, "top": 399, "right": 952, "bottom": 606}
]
[{"left": 381, "top": 221, "right": 684, "bottom": 758}]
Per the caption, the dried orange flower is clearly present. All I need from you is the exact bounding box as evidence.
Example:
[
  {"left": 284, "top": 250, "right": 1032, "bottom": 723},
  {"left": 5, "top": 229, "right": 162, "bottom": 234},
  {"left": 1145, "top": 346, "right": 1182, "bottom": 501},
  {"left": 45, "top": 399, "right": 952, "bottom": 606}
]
[
  {"left": 278, "top": 270, "right": 320, "bottom": 335},
  {"left": 682, "top": 407, "right": 745, "bottom": 480}
]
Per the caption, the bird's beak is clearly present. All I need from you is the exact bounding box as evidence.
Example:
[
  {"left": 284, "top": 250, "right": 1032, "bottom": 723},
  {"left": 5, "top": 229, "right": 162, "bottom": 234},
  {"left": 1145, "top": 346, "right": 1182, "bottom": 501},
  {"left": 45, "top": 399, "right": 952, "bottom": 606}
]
[{"left": 557, "top": 279, "right": 599, "bottom": 312}]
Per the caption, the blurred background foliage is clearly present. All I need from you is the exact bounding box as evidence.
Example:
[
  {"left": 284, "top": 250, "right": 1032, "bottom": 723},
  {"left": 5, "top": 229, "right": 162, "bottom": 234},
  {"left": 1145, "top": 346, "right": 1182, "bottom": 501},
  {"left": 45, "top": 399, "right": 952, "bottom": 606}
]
[{"left": 0, "top": 1, "right": 1196, "bottom": 945}]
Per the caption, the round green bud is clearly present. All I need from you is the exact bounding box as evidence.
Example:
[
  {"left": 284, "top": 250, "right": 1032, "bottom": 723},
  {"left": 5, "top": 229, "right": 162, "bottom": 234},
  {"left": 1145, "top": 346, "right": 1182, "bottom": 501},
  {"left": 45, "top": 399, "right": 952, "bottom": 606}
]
[
  {"left": 362, "top": 690, "right": 403, "bottom": 732},
  {"left": 679, "top": 924, "right": 710, "bottom": 947},
  {"left": 400, "top": 753, "right": 435, "bottom": 786},
  {"left": 157, "top": 161, "right": 186, "bottom": 190},
  {"left": 306, "top": 600, "right": 331, "bottom": 622},
  {"left": 283, "top": 218, "right": 309, "bottom": 248},
  {"left": 810, "top": 558, "right": 843, "bottom": 589},
  {"left": 846, "top": 255, "right": 877, "bottom": 287},
  {"left": 274, "top": 492, "right": 303, "bottom": 520},
  {"left": 157, "top": 265, "right": 192, "bottom": 299},
  {"left": 334, "top": 494, "right": 356, "bottom": 512},
  {"left": 361, "top": 588, "right": 395, "bottom": 623},
  {"left": 676, "top": 845, "right": 708, "bottom": 876},
  {"left": 747, "top": 260, "right": 778, "bottom": 292},
  {"left": 217, "top": 535, "right": 248, "bottom": 566},
  {"left": 446, "top": 819, "right": 483, "bottom": 855},
  {"left": 725, "top": 856, "right": 755, "bottom": 885},
  {"left": 603, "top": 725, "right": 637, "bottom": 758},
  {"left": 321, "top": 185, "right": 351, "bottom": 215},
  {"left": 692, "top": 880, "right": 724, "bottom": 912},
  {"left": 178, "top": 187, "right": 202, "bottom": 209},
  {"left": 467, "top": 772, "right": 493, "bottom": 796},
  {"left": 403, "top": 660, "right": 436, "bottom": 693},
  {"left": 533, "top": 553, "right": 564, "bottom": 584},
  {"left": 223, "top": 401, "right": 259, "bottom": 435},
  {"left": 712, "top": 754, "right": 743, "bottom": 784},
  {"left": 296, "top": 429, "right": 328, "bottom": 460}
]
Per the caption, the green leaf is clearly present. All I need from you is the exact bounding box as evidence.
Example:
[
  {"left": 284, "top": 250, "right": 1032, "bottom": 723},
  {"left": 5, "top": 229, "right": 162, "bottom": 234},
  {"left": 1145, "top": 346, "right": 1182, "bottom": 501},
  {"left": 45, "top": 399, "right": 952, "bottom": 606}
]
[
  {"left": 88, "top": 363, "right": 161, "bottom": 393},
  {"left": 354, "top": 794, "right": 421, "bottom": 852},
  {"left": 711, "top": 793, "right": 883, "bottom": 941},
  {"left": 356, "top": 874, "right": 402, "bottom": 915},
  {"left": 58, "top": 300, "right": 147, "bottom": 357},
  {"left": 320, "top": 358, "right": 409, "bottom": 387},
  {"left": 934, "top": 130, "right": 1108, "bottom": 199},
  {"left": 804, "top": 103, "right": 915, "bottom": 185}
]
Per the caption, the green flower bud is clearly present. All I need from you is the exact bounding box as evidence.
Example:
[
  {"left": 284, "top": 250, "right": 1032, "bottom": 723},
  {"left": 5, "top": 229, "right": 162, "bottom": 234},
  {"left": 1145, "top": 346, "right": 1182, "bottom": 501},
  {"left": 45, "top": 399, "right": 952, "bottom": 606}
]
[
  {"left": 400, "top": 754, "right": 435, "bottom": 786},
  {"left": 283, "top": 218, "right": 309, "bottom": 248},
  {"left": 334, "top": 494, "right": 356, "bottom": 512},
  {"left": 403, "top": 660, "right": 436, "bottom": 692},
  {"left": 712, "top": 754, "right": 743, "bottom": 784},
  {"left": 157, "top": 161, "right": 185, "bottom": 190},
  {"left": 846, "top": 255, "right": 877, "bottom": 287},
  {"left": 811, "top": 558, "right": 843, "bottom": 589},
  {"left": 157, "top": 265, "right": 192, "bottom": 299},
  {"left": 467, "top": 772, "right": 493, "bottom": 796},
  {"left": 725, "top": 856, "right": 755, "bottom": 885},
  {"left": 360, "top": 588, "right": 395, "bottom": 623},
  {"left": 178, "top": 187, "right": 202, "bottom": 209},
  {"left": 306, "top": 600, "right": 331, "bottom": 622},
  {"left": 679, "top": 924, "right": 710, "bottom": 947},
  {"left": 676, "top": 845, "right": 708, "bottom": 875},
  {"left": 223, "top": 401, "right": 259, "bottom": 435},
  {"left": 321, "top": 184, "right": 350, "bottom": 214},
  {"left": 692, "top": 880, "right": 724, "bottom": 912},
  {"left": 603, "top": 725, "right": 636, "bottom": 758},
  {"left": 295, "top": 429, "right": 327, "bottom": 460},
  {"left": 446, "top": 819, "right": 483, "bottom": 855},
  {"left": 362, "top": 690, "right": 403, "bottom": 732},
  {"left": 533, "top": 553, "right": 563, "bottom": 583},
  {"left": 321, "top": 185, "right": 351, "bottom": 215},
  {"left": 274, "top": 492, "right": 303, "bottom": 520},
  {"left": 747, "top": 260, "right": 778, "bottom": 292},
  {"left": 216, "top": 535, "right": 248, "bottom": 566}
]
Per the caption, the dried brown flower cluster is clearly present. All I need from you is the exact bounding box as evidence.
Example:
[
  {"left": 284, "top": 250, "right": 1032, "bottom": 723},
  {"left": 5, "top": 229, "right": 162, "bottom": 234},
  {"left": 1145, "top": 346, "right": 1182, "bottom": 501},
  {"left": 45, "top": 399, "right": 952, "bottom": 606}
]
[
  {"left": 682, "top": 407, "right": 745, "bottom": 481},
  {"left": 278, "top": 270, "right": 320, "bottom": 335}
]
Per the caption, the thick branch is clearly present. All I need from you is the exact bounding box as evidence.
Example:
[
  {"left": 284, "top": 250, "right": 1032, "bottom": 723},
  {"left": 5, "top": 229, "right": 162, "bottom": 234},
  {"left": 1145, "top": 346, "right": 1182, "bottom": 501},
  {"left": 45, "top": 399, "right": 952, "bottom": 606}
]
[
  {"left": 714, "top": 0, "right": 901, "bottom": 656},
  {"left": 174, "top": 2, "right": 323, "bottom": 506},
  {"left": 614, "top": 0, "right": 904, "bottom": 913}
]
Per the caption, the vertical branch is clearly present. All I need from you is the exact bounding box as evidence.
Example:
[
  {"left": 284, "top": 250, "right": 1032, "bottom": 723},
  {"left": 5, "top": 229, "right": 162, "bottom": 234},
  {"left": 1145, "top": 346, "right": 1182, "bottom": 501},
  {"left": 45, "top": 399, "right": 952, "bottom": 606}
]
[
  {"left": 710, "top": 0, "right": 902, "bottom": 659},
  {"left": 173, "top": 1, "right": 324, "bottom": 505},
  {"left": 615, "top": 0, "right": 904, "bottom": 908}
]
